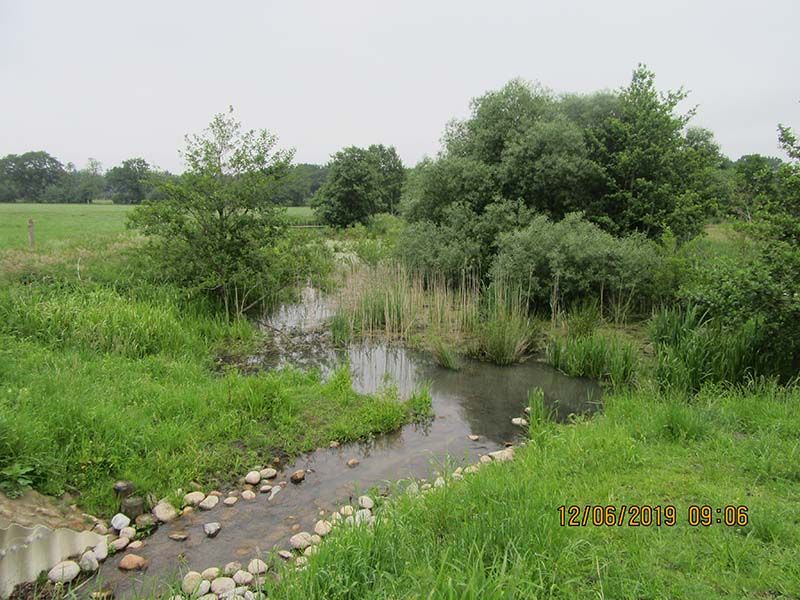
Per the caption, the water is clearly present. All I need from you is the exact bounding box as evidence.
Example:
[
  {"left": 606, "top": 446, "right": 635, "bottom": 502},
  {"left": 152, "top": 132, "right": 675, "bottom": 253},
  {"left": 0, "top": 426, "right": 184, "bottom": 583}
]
[{"left": 94, "top": 289, "right": 601, "bottom": 597}]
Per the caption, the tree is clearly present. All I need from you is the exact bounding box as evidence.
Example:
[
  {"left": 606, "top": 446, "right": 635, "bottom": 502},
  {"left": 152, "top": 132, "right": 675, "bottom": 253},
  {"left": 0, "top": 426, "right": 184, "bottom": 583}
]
[
  {"left": 0, "top": 151, "right": 64, "bottom": 200},
  {"left": 313, "top": 145, "right": 405, "bottom": 227},
  {"left": 106, "top": 158, "right": 152, "bottom": 204},
  {"left": 271, "top": 163, "right": 328, "bottom": 206},
  {"left": 129, "top": 107, "right": 294, "bottom": 316}
]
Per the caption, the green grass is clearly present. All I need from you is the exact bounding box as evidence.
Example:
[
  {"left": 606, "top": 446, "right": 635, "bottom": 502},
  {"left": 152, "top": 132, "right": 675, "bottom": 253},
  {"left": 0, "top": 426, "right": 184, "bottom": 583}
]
[
  {"left": 547, "top": 331, "right": 640, "bottom": 389},
  {"left": 286, "top": 205, "right": 318, "bottom": 225},
  {"left": 265, "top": 381, "right": 800, "bottom": 599}
]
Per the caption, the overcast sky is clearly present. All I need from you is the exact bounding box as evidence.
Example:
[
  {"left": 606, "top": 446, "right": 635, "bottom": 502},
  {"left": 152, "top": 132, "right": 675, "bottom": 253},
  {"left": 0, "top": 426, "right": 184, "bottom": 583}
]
[{"left": 1, "top": 0, "right": 798, "bottom": 173}]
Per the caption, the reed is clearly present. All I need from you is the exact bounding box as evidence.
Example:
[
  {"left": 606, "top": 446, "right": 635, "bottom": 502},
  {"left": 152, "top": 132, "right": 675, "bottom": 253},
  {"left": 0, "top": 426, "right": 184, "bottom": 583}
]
[{"left": 547, "top": 332, "right": 639, "bottom": 388}]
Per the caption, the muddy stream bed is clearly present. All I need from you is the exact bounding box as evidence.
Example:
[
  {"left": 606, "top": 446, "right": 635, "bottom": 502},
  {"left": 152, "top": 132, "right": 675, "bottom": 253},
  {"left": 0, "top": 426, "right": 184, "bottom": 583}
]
[{"left": 94, "top": 288, "right": 601, "bottom": 597}]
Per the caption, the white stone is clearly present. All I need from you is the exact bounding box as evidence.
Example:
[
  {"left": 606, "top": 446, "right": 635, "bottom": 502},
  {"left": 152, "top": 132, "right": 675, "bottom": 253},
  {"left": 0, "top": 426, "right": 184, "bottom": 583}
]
[
  {"left": 245, "top": 471, "right": 261, "bottom": 485},
  {"left": 224, "top": 496, "right": 238, "bottom": 506},
  {"left": 295, "top": 556, "right": 308, "bottom": 567},
  {"left": 340, "top": 505, "right": 354, "bottom": 517},
  {"left": 79, "top": 550, "right": 99, "bottom": 572},
  {"left": 304, "top": 545, "right": 318, "bottom": 556},
  {"left": 223, "top": 561, "right": 242, "bottom": 575},
  {"left": 201, "top": 566, "right": 220, "bottom": 580},
  {"left": 464, "top": 465, "right": 480, "bottom": 474},
  {"left": 233, "top": 569, "right": 254, "bottom": 585},
  {"left": 110, "top": 513, "right": 130, "bottom": 530},
  {"left": 199, "top": 495, "right": 219, "bottom": 510},
  {"left": 260, "top": 467, "right": 277, "bottom": 479},
  {"left": 182, "top": 571, "right": 204, "bottom": 594},
  {"left": 93, "top": 541, "right": 108, "bottom": 561},
  {"left": 48, "top": 560, "right": 80, "bottom": 583},
  {"left": 247, "top": 558, "right": 268, "bottom": 574},
  {"left": 259, "top": 484, "right": 272, "bottom": 493},
  {"left": 314, "top": 520, "right": 332, "bottom": 536},
  {"left": 479, "top": 454, "right": 492, "bottom": 464},
  {"left": 153, "top": 500, "right": 179, "bottom": 522},
  {"left": 511, "top": 417, "right": 528, "bottom": 427},
  {"left": 289, "top": 531, "right": 313, "bottom": 550},
  {"left": 210, "top": 577, "right": 236, "bottom": 594},
  {"left": 268, "top": 486, "right": 281, "bottom": 500},
  {"left": 405, "top": 482, "right": 419, "bottom": 496},
  {"left": 184, "top": 491, "right": 206, "bottom": 506},
  {"left": 434, "top": 477, "right": 445, "bottom": 488},
  {"left": 119, "top": 526, "right": 136, "bottom": 539},
  {"left": 110, "top": 537, "right": 129, "bottom": 551},
  {"left": 358, "top": 495, "right": 374, "bottom": 509},
  {"left": 241, "top": 490, "right": 256, "bottom": 500},
  {"left": 468, "top": 434, "right": 480, "bottom": 441},
  {"left": 489, "top": 448, "right": 515, "bottom": 462},
  {"left": 330, "top": 511, "right": 342, "bottom": 523},
  {"left": 204, "top": 522, "right": 221, "bottom": 538},
  {"left": 277, "top": 550, "right": 293, "bottom": 560},
  {"left": 355, "top": 509, "right": 371, "bottom": 525}
]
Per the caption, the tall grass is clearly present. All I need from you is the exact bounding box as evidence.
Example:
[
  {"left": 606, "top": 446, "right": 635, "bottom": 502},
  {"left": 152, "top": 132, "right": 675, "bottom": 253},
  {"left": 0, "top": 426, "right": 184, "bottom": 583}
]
[
  {"left": 547, "top": 332, "right": 639, "bottom": 388},
  {"left": 649, "top": 305, "right": 767, "bottom": 394},
  {"left": 331, "top": 264, "right": 540, "bottom": 365}
]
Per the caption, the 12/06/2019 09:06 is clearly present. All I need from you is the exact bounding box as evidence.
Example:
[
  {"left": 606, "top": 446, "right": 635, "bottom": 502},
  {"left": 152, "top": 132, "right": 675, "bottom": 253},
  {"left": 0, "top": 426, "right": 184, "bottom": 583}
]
[{"left": 558, "top": 504, "right": 749, "bottom": 527}]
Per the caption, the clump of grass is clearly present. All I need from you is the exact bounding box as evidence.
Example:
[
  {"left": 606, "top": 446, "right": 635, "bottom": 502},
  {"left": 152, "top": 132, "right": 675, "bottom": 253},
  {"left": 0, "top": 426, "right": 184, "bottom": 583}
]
[
  {"left": 566, "top": 299, "right": 602, "bottom": 338},
  {"left": 547, "top": 332, "right": 639, "bottom": 388},
  {"left": 474, "top": 284, "right": 539, "bottom": 366},
  {"left": 430, "top": 336, "right": 462, "bottom": 370}
]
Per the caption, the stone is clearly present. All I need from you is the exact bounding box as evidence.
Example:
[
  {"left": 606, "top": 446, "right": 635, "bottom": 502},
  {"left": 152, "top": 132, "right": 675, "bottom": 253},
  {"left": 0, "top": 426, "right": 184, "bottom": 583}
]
[
  {"left": 511, "top": 417, "right": 528, "bottom": 427},
  {"left": 224, "top": 496, "right": 238, "bottom": 506},
  {"left": 346, "top": 457, "right": 360, "bottom": 468},
  {"left": 310, "top": 534, "right": 322, "bottom": 545},
  {"left": 110, "top": 513, "right": 130, "bottom": 530},
  {"left": 199, "top": 495, "right": 219, "bottom": 510},
  {"left": 464, "top": 465, "right": 480, "bottom": 474},
  {"left": 489, "top": 448, "right": 515, "bottom": 462},
  {"left": 202, "top": 567, "right": 221, "bottom": 580},
  {"left": 135, "top": 513, "right": 156, "bottom": 528},
  {"left": 128, "top": 540, "right": 144, "bottom": 550},
  {"left": 223, "top": 561, "right": 242, "bottom": 575},
  {"left": 479, "top": 454, "right": 492, "bottom": 464},
  {"left": 48, "top": 560, "right": 80, "bottom": 583},
  {"left": 259, "top": 484, "right": 272, "bottom": 493},
  {"left": 268, "top": 486, "right": 281, "bottom": 500},
  {"left": 204, "top": 522, "right": 222, "bottom": 538},
  {"left": 406, "top": 482, "right": 419, "bottom": 496},
  {"left": 524, "top": 406, "right": 531, "bottom": 414},
  {"left": 169, "top": 532, "right": 188, "bottom": 541},
  {"left": 119, "top": 526, "right": 136, "bottom": 540},
  {"left": 184, "top": 491, "right": 206, "bottom": 506},
  {"left": 330, "top": 511, "right": 342, "bottom": 523},
  {"left": 304, "top": 545, "right": 318, "bottom": 556},
  {"left": 340, "top": 505, "right": 354, "bottom": 517},
  {"left": 329, "top": 440, "right": 339, "bottom": 448},
  {"left": 110, "top": 537, "right": 130, "bottom": 551},
  {"left": 289, "top": 531, "right": 313, "bottom": 550},
  {"left": 92, "top": 522, "right": 108, "bottom": 535},
  {"left": 152, "top": 500, "right": 178, "bottom": 523},
  {"left": 241, "top": 490, "right": 256, "bottom": 500},
  {"left": 355, "top": 509, "right": 372, "bottom": 525},
  {"left": 245, "top": 470, "right": 261, "bottom": 485},
  {"left": 290, "top": 469, "right": 306, "bottom": 484},
  {"left": 278, "top": 550, "right": 293, "bottom": 560},
  {"left": 358, "top": 495, "right": 374, "bottom": 509},
  {"left": 314, "top": 520, "right": 332, "bottom": 536},
  {"left": 198, "top": 595, "right": 217, "bottom": 600},
  {"left": 118, "top": 554, "right": 147, "bottom": 571},
  {"left": 210, "top": 577, "right": 236, "bottom": 594},
  {"left": 90, "top": 590, "right": 114, "bottom": 600},
  {"left": 79, "top": 550, "right": 99, "bottom": 572},
  {"left": 260, "top": 467, "right": 277, "bottom": 479},
  {"left": 434, "top": 477, "right": 445, "bottom": 488},
  {"left": 468, "top": 434, "right": 480, "bottom": 441},
  {"left": 182, "top": 571, "right": 204, "bottom": 594},
  {"left": 233, "top": 569, "right": 254, "bottom": 585},
  {"left": 247, "top": 558, "right": 268, "bottom": 574},
  {"left": 93, "top": 541, "right": 108, "bottom": 561},
  {"left": 209, "top": 490, "right": 223, "bottom": 496},
  {"left": 420, "top": 483, "right": 432, "bottom": 491},
  {"left": 114, "top": 480, "right": 135, "bottom": 497},
  {"left": 295, "top": 556, "right": 308, "bottom": 567},
  {"left": 182, "top": 506, "right": 194, "bottom": 516},
  {"left": 121, "top": 496, "right": 144, "bottom": 519},
  {"left": 344, "top": 515, "right": 355, "bottom": 526}
]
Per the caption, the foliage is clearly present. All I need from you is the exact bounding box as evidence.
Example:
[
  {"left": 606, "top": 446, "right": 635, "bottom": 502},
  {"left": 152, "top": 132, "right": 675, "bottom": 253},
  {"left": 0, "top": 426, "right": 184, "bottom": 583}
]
[
  {"left": 0, "top": 151, "right": 65, "bottom": 201},
  {"left": 129, "top": 107, "right": 297, "bottom": 316},
  {"left": 106, "top": 158, "right": 154, "bottom": 204},
  {"left": 271, "top": 163, "right": 328, "bottom": 206},
  {"left": 313, "top": 145, "right": 405, "bottom": 227}
]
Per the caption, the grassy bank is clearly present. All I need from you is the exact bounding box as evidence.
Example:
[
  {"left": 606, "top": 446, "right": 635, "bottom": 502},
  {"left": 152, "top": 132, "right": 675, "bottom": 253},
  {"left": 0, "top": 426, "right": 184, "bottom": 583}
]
[
  {"left": 0, "top": 206, "right": 430, "bottom": 514},
  {"left": 268, "top": 382, "right": 800, "bottom": 599}
]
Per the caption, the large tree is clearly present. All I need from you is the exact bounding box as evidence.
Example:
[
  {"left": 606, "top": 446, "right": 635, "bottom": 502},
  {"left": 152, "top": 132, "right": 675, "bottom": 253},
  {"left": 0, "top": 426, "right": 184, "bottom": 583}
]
[
  {"left": 0, "top": 151, "right": 65, "bottom": 201},
  {"left": 106, "top": 158, "right": 152, "bottom": 204},
  {"left": 129, "top": 107, "right": 294, "bottom": 316}
]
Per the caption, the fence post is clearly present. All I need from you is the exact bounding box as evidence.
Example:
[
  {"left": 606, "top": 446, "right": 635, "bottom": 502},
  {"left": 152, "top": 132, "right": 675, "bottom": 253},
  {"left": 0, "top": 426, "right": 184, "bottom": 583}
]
[{"left": 28, "top": 218, "right": 35, "bottom": 249}]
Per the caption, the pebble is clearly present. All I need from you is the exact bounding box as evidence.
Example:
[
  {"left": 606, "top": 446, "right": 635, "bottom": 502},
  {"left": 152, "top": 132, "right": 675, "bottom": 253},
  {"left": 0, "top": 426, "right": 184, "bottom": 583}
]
[
  {"left": 479, "top": 455, "right": 493, "bottom": 464},
  {"left": 135, "top": 514, "right": 156, "bottom": 528},
  {"left": 210, "top": 577, "right": 236, "bottom": 594},
  {"left": 468, "top": 434, "right": 480, "bottom": 441},
  {"left": 48, "top": 560, "right": 80, "bottom": 583},
  {"left": 434, "top": 477, "right": 445, "bottom": 488},
  {"left": 329, "top": 440, "right": 339, "bottom": 448},
  {"left": 314, "top": 520, "right": 332, "bottom": 536},
  {"left": 110, "top": 513, "right": 130, "bottom": 531},
  {"left": 259, "top": 484, "right": 272, "bottom": 493},
  {"left": 204, "top": 522, "right": 222, "bottom": 538},
  {"left": 245, "top": 470, "right": 262, "bottom": 485},
  {"left": 199, "top": 495, "right": 219, "bottom": 510},
  {"left": 278, "top": 550, "right": 293, "bottom": 560},
  {"left": 346, "top": 458, "right": 360, "bottom": 468},
  {"left": 406, "top": 482, "right": 419, "bottom": 496},
  {"left": 304, "top": 545, "right": 318, "bottom": 556},
  {"left": 260, "top": 467, "right": 277, "bottom": 479},
  {"left": 93, "top": 541, "right": 108, "bottom": 561},
  {"left": 464, "top": 465, "right": 480, "bottom": 474},
  {"left": 290, "top": 469, "right": 306, "bottom": 483},
  {"left": 128, "top": 540, "right": 144, "bottom": 550},
  {"left": 310, "top": 534, "right": 322, "bottom": 545},
  {"left": 110, "top": 537, "right": 130, "bottom": 551},
  {"left": 168, "top": 533, "right": 188, "bottom": 542},
  {"left": 355, "top": 509, "right": 372, "bottom": 525},
  {"left": 152, "top": 500, "right": 178, "bottom": 523},
  {"left": 184, "top": 491, "right": 206, "bottom": 506},
  {"left": 295, "top": 556, "right": 308, "bottom": 567},
  {"left": 511, "top": 417, "right": 528, "bottom": 427},
  {"left": 268, "top": 486, "right": 281, "bottom": 500},
  {"left": 241, "top": 490, "right": 256, "bottom": 500},
  {"left": 202, "top": 567, "right": 221, "bottom": 580},
  {"left": 119, "top": 526, "right": 136, "bottom": 540},
  {"left": 182, "top": 571, "right": 204, "bottom": 594},
  {"left": 79, "top": 550, "right": 99, "bottom": 572},
  {"left": 330, "top": 511, "right": 342, "bottom": 523},
  {"left": 224, "top": 496, "right": 238, "bottom": 506},
  {"left": 209, "top": 490, "right": 223, "bottom": 496},
  {"left": 289, "top": 531, "right": 313, "bottom": 550},
  {"left": 340, "top": 505, "right": 354, "bottom": 517},
  {"left": 223, "top": 561, "right": 242, "bottom": 575},
  {"left": 358, "top": 495, "right": 374, "bottom": 509},
  {"left": 118, "top": 554, "right": 147, "bottom": 571},
  {"left": 524, "top": 406, "right": 531, "bottom": 414},
  {"left": 93, "top": 522, "right": 108, "bottom": 535},
  {"left": 233, "top": 569, "right": 254, "bottom": 585},
  {"left": 489, "top": 448, "right": 515, "bottom": 462},
  {"left": 247, "top": 558, "right": 268, "bottom": 574}
]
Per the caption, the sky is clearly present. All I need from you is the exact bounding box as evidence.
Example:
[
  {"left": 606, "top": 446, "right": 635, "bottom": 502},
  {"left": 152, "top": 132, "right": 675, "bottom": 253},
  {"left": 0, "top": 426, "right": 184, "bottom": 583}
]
[{"left": 1, "top": 0, "right": 798, "bottom": 173}]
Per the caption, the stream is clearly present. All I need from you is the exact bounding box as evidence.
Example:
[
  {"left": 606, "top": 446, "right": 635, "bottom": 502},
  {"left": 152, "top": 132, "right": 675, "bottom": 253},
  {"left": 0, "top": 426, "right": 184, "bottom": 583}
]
[{"left": 94, "top": 288, "right": 601, "bottom": 597}]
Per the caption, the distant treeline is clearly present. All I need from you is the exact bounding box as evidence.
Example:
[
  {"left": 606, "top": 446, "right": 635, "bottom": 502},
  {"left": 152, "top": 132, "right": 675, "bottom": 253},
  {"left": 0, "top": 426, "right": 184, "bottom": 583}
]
[{"left": 0, "top": 151, "right": 327, "bottom": 206}]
